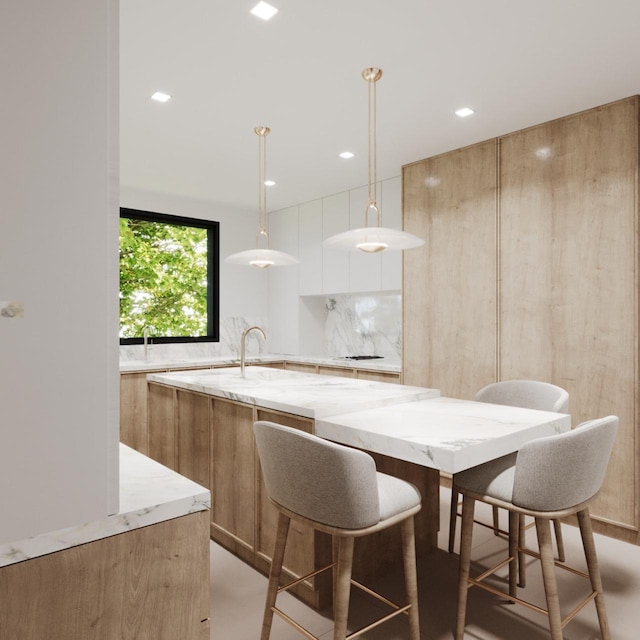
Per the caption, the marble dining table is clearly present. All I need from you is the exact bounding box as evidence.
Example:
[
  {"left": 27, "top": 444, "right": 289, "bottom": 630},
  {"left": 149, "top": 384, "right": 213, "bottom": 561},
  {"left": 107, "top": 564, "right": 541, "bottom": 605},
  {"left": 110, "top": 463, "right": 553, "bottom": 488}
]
[{"left": 314, "top": 396, "right": 572, "bottom": 475}]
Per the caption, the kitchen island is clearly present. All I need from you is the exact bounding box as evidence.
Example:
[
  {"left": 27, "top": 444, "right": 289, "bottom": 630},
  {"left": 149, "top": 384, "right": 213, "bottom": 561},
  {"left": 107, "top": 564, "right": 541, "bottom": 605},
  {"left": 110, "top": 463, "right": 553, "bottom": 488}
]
[
  {"left": 146, "top": 367, "right": 439, "bottom": 608},
  {"left": 146, "top": 366, "right": 570, "bottom": 609}
]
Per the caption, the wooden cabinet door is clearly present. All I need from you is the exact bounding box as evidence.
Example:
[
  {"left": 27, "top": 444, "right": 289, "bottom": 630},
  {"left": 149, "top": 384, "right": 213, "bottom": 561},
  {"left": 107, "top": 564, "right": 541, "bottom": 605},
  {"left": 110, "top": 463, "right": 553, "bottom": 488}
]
[
  {"left": 120, "top": 371, "right": 165, "bottom": 455},
  {"left": 147, "top": 383, "right": 177, "bottom": 470},
  {"left": 403, "top": 140, "right": 498, "bottom": 398},
  {"left": 499, "top": 97, "right": 639, "bottom": 537},
  {"left": 176, "top": 390, "right": 210, "bottom": 489},
  {"left": 210, "top": 398, "right": 255, "bottom": 554}
]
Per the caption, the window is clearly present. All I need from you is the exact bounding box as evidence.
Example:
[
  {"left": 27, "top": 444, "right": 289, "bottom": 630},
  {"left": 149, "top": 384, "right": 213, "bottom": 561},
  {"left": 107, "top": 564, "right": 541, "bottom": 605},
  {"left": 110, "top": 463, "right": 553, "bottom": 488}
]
[{"left": 119, "top": 208, "right": 219, "bottom": 344}]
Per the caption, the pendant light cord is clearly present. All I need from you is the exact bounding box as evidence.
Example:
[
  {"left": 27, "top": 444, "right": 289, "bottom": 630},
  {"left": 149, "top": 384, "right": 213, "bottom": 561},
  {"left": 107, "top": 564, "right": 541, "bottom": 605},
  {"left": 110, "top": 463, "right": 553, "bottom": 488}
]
[{"left": 255, "top": 126, "right": 270, "bottom": 249}]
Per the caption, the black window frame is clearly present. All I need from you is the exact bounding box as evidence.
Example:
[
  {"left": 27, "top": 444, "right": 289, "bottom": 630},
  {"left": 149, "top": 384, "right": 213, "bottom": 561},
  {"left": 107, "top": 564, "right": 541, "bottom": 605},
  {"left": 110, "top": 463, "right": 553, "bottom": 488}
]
[{"left": 119, "top": 207, "right": 220, "bottom": 345}]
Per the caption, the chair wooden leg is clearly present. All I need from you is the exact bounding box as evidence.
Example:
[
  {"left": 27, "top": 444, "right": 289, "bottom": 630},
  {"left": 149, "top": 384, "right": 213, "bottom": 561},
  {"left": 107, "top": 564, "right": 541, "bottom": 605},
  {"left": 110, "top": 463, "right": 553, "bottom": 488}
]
[
  {"left": 449, "top": 486, "right": 460, "bottom": 553},
  {"left": 455, "top": 494, "right": 476, "bottom": 640},
  {"left": 261, "top": 511, "right": 290, "bottom": 640},
  {"left": 553, "top": 518, "right": 566, "bottom": 563},
  {"left": 535, "top": 517, "right": 563, "bottom": 640},
  {"left": 401, "top": 517, "right": 421, "bottom": 640},
  {"left": 492, "top": 505, "right": 500, "bottom": 535},
  {"left": 518, "top": 513, "right": 527, "bottom": 588},
  {"left": 333, "top": 535, "right": 355, "bottom": 640},
  {"left": 577, "top": 509, "right": 611, "bottom": 640},
  {"left": 508, "top": 510, "right": 518, "bottom": 598}
]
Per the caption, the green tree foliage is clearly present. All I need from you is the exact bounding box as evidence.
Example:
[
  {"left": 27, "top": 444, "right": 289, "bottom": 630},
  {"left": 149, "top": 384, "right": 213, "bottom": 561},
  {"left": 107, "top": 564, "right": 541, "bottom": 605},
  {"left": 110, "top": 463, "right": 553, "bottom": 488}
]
[{"left": 120, "top": 218, "right": 208, "bottom": 338}]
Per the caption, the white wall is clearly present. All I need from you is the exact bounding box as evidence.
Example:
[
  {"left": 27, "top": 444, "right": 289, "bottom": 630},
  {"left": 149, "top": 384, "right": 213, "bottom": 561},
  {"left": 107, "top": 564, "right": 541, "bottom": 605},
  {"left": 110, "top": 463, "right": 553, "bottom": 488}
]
[
  {"left": 0, "top": 0, "right": 119, "bottom": 543},
  {"left": 268, "top": 177, "right": 402, "bottom": 354},
  {"left": 120, "top": 186, "right": 269, "bottom": 341}
]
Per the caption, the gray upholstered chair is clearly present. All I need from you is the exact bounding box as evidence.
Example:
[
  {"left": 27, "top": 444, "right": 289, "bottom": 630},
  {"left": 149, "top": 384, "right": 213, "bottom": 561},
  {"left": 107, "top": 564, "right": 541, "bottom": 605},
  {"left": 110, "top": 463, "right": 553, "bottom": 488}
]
[
  {"left": 253, "top": 420, "right": 422, "bottom": 640},
  {"left": 454, "top": 415, "right": 618, "bottom": 640},
  {"left": 448, "top": 379, "right": 569, "bottom": 586}
]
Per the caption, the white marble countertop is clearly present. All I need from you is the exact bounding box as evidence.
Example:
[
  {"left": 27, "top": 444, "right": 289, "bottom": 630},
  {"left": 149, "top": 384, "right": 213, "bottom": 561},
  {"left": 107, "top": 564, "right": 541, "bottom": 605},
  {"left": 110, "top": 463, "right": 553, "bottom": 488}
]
[
  {"left": 315, "top": 397, "right": 572, "bottom": 474},
  {"left": 120, "top": 353, "right": 402, "bottom": 374},
  {"left": 148, "top": 366, "right": 435, "bottom": 419},
  {"left": 0, "top": 444, "right": 210, "bottom": 568}
]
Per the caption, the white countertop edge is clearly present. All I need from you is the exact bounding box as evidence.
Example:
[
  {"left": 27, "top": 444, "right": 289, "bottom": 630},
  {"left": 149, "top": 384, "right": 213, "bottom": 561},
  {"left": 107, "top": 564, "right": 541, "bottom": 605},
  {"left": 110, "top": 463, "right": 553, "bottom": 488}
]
[
  {"left": 120, "top": 353, "right": 401, "bottom": 374},
  {"left": 0, "top": 445, "right": 210, "bottom": 568}
]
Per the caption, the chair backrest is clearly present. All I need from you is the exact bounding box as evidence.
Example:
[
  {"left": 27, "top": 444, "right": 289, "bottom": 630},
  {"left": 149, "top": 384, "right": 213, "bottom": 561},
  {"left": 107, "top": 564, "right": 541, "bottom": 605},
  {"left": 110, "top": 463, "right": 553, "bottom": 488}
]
[
  {"left": 512, "top": 415, "right": 618, "bottom": 511},
  {"left": 475, "top": 380, "right": 569, "bottom": 414},
  {"left": 253, "top": 420, "right": 381, "bottom": 529}
]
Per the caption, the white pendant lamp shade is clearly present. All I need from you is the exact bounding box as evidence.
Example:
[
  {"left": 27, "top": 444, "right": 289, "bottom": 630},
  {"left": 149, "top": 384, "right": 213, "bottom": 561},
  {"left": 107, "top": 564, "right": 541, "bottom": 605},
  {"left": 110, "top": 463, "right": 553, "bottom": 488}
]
[
  {"left": 225, "top": 127, "right": 299, "bottom": 268},
  {"left": 322, "top": 226, "right": 424, "bottom": 253},
  {"left": 322, "top": 68, "right": 424, "bottom": 253}
]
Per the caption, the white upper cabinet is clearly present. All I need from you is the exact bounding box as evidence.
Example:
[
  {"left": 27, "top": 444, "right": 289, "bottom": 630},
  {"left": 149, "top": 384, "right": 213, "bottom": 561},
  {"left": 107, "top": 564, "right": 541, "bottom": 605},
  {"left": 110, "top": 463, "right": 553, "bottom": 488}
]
[
  {"left": 322, "top": 191, "right": 350, "bottom": 293},
  {"left": 298, "top": 200, "right": 323, "bottom": 295},
  {"left": 380, "top": 176, "right": 402, "bottom": 291},
  {"left": 268, "top": 206, "right": 300, "bottom": 353}
]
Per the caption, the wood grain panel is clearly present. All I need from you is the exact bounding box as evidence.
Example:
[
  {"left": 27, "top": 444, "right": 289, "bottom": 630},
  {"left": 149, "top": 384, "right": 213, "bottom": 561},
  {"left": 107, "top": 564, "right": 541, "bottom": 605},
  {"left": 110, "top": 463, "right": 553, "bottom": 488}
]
[
  {"left": 0, "top": 512, "right": 210, "bottom": 640},
  {"left": 210, "top": 398, "right": 255, "bottom": 550},
  {"left": 355, "top": 370, "right": 401, "bottom": 384},
  {"left": 500, "top": 97, "right": 639, "bottom": 534},
  {"left": 147, "top": 383, "right": 177, "bottom": 470},
  {"left": 317, "top": 365, "right": 356, "bottom": 378},
  {"left": 403, "top": 140, "right": 499, "bottom": 398},
  {"left": 120, "top": 371, "right": 163, "bottom": 455},
  {"left": 176, "top": 390, "right": 210, "bottom": 488}
]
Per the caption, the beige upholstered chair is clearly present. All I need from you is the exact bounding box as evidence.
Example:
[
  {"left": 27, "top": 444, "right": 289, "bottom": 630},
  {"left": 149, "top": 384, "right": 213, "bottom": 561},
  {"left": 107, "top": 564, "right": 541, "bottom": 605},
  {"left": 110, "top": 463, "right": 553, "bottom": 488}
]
[
  {"left": 454, "top": 415, "right": 618, "bottom": 640},
  {"left": 253, "top": 420, "right": 422, "bottom": 640},
  {"left": 448, "top": 379, "right": 569, "bottom": 586}
]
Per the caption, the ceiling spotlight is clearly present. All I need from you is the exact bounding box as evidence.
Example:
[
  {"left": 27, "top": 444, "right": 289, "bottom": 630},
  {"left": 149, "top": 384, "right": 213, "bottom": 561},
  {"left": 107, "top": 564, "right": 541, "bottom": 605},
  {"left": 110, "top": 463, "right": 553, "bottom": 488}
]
[
  {"left": 455, "top": 107, "right": 475, "bottom": 118},
  {"left": 250, "top": 1, "right": 278, "bottom": 21},
  {"left": 264, "top": 180, "right": 276, "bottom": 186},
  {"left": 339, "top": 151, "right": 355, "bottom": 159},
  {"left": 151, "top": 92, "right": 172, "bottom": 103}
]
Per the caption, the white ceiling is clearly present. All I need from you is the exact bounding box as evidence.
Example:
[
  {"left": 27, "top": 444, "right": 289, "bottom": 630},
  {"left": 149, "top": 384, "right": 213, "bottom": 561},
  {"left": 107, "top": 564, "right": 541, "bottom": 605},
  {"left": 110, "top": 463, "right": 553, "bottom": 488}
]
[{"left": 120, "top": 0, "right": 640, "bottom": 214}]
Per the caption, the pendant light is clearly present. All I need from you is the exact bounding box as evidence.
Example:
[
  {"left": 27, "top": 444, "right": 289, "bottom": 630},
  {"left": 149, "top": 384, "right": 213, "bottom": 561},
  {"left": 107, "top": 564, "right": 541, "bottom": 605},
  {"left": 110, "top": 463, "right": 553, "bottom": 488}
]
[
  {"left": 322, "top": 68, "right": 424, "bottom": 253},
  {"left": 225, "top": 126, "right": 299, "bottom": 268}
]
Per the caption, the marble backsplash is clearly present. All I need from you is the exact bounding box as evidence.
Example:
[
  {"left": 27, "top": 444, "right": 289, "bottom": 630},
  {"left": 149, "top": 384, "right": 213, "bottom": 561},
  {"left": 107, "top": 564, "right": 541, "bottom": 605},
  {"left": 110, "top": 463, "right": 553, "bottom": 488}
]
[
  {"left": 324, "top": 292, "right": 401, "bottom": 362},
  {"left": 119, "top": 316, "right": 268, "bottom": 362},
  {"left": 120, "top": 293, "right": 401, "bottom": 363}
]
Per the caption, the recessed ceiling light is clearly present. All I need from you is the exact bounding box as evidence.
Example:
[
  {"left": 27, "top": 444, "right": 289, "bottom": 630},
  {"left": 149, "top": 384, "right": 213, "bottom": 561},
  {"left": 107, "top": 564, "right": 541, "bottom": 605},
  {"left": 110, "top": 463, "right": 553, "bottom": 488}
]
[
  {"left": 339, "top": 151, "right": 355, "bottom": 159},
  {"left": 455, "top": 107, "right": 475, "bottom": 118},
  {"left": 151, "top": 91, "right": 171, "bottom": 103},
  {"left": 264, "top": 180, "right": 276, "bottom": 187},
  {"left": 250, "top": 1, "right": 278, "bottom": 21}
]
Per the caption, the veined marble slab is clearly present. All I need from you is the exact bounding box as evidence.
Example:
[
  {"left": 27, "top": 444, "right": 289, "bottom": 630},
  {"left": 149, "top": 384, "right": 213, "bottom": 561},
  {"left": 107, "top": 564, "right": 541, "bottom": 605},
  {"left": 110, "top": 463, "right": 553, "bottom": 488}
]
[
  {"left": 148, "top": 366, "right": 436, "bottom": 419},
  {"left": 120, "top": 353, "right": 401, "bottom": 374},
  {"left": 315, "top": 397, "right": 571, "bottom": 474},
  {"left": 0, "top": 445, "right": 210, "bottom": 568}
]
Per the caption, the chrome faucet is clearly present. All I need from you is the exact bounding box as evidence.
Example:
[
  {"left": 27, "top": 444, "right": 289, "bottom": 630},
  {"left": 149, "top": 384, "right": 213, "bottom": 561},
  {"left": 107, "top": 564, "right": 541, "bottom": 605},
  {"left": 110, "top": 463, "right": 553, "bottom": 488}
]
[
  {"left": 143, "top": 326, "right": 152, "bottom": 360},
  {"left": 240, "top": 326, "right": 266, "bottom": 377}
]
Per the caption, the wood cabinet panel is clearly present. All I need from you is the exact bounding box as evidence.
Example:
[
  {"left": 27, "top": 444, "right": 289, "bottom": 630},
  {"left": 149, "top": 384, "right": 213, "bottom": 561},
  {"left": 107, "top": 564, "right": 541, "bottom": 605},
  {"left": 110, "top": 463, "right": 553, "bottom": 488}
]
[
  {"left": 210, "top": 398, "right": 255, "bottom": 552},
  {"left": 147, "top": 383, "right": 176, "bottom": 469},
  {"left": 176, "top": 390, "right": 210, "bottom": 489},
  {"left": 402, "top": 96, "right": 640, "bottom": 543},
  {"left": 499, "top": 97, "right": 639, "bottom": 533},
  {"left": 355, "top": 369, "right": 401, "bottom": 384},
  {"left": 0, "top": 512, "right": 210, "bottom": 640},
  {"left": 284, "top": 362, "right": 318, "bottom": 374},
  {"left": 403, "top": 140, "right": 498, "bottom": 398},
  {"left": 317, "top": 365, "right": 356, "bottom": 378},
  {"left": 120, "top": 371, "right": 164, "bottom": 455}
]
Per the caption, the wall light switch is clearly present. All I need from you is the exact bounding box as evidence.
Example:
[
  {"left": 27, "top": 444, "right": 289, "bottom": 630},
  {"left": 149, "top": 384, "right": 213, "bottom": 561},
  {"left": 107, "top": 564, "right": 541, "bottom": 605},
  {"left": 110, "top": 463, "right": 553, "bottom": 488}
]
[{"left": 1, "top": 301, "right": 24, "bottom": 318}]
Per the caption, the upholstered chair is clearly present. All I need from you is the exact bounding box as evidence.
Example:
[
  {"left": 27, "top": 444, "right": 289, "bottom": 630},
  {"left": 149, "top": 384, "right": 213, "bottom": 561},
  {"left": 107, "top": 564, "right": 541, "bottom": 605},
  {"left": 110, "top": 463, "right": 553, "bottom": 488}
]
[
  {"left": 253, "top": 420, "right": 422, "bottom": 640},
  {"left": 449, "top": 380, "right": 569, "bottom": 587},
  {"left": 454, "top": 415, "right": 618, "bottom": 640}
]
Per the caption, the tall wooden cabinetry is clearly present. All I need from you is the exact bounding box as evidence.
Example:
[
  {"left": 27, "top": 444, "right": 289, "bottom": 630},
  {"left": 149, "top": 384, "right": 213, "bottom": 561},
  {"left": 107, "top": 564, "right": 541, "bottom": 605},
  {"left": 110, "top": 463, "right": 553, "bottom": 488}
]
[{"left": 403, "top": 96, "right": 639, "bottom": 544}]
